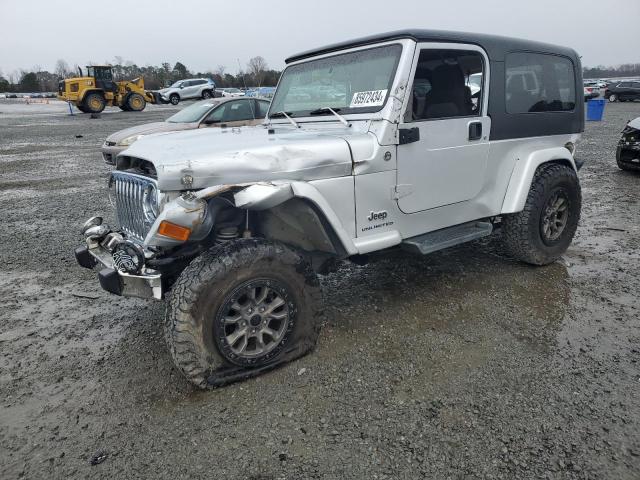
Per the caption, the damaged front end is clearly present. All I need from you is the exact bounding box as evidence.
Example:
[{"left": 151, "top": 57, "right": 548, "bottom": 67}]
[
  {"left": 617, "top": 122, "right": 640, "bottom": 169},
  {"left": 74, "top": 170, "right": 302, "bottom": 300},
  {"left": 74, "top": 216, "right": 164, "bottom": 299}
]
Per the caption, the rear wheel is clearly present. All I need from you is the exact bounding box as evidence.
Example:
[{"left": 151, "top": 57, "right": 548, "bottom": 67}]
[
  {"left": 164, "top": 239, "right": 322, "bottom": 389},
  {"left": 169, "top": 93, "right": 180, "bottom": 105},
  {"left": 501, "top": 163, "right": 581, "bottom": 265},
  {"left": 83, "top": 92, "right": 106, "bottom": 113},
  {"left": 126, "top": 93, "right": 146, "bottom": 112}
]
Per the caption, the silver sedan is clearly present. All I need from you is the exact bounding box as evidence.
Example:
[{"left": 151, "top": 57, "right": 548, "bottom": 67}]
[{"left": 101, "top": 97, "right": 270, "bottom": 165}]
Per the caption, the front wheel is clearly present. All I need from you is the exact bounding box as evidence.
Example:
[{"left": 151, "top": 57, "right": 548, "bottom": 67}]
[
  {"left": 501, "top": 163, "right": 581, "bottom": 265},
  {"left": 608, "top": 94, "right": 617, "bottom": 102},
  {"left": 202, "top": 89, "right": 212, "bottom": 99},
  {"left": 126, "top": 93, "right": 146, "bottom": 111},
  {"left": 164, "top": 239, "right": 322, "bottom": 389},
  {"left": 169, "top": 93, "right": 180, "bottom": 105},
  {"left": 83, "top": 92, "right": 106, "bottom": 113}
]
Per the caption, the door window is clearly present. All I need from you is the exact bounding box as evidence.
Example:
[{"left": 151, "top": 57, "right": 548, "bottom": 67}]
[
  {"left": 222, "top": 100, "right": 255, "bottom": 121},
  {"left": 406, "top": 49, "right": 484, "bottom": 121},
  {"left": 204, "top": 104, "right": 225, "bottom": 123}
]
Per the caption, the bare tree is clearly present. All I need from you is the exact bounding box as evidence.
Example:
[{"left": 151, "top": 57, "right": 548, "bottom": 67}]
[
  {"left": 214, "top": 65, "right": 226, "bottom": 77},
  {"left": 8, "top": 70, "right": 19, "bottom": 84},
  {"left": 247, "top": 56, "right": 268, "bottom": 86},
  {"left": 54, "top": 59, "right": 70, "bottom": 78}
]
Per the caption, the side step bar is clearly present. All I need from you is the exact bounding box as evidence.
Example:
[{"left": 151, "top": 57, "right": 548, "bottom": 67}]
[{"left": 402, "top": 221, "right": 493, "bottom": 255}]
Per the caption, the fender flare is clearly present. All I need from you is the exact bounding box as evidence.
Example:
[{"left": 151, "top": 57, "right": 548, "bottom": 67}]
[
  {"left": 234, "top": 181, "right": 358, "bottom": 256},
  {"left": 501, "top": 147, "right": 577, "bottom": 215},
  {"left": 145, "top": 181, "right": 358, "bottom": 256}
]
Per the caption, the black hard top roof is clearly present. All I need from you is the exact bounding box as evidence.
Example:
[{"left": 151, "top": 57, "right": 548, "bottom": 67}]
[{"left": 285, "top": 29, "right": 579, "bottom": 64}]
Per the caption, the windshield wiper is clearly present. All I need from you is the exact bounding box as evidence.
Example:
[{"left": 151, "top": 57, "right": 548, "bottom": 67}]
[
  {"left": 309, "top": 107, "right": 350, "bottom": 127},
  {"left": 269, "top": 111, "right": 299, "bottom": 128}
]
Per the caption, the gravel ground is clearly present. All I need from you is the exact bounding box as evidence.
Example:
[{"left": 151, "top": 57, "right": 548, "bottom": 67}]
[{"left": 0, "top": 99, "right": 639, "bottom": 479}]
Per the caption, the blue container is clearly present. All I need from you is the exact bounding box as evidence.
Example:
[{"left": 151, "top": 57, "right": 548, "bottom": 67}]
[{"left": 586, "top": 98, "right": 606, "bottom": 121}]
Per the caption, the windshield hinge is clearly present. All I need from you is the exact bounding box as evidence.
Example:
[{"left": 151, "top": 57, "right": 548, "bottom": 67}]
[{"left": 393, "top": 184, "right": 413, "bottom": 200}]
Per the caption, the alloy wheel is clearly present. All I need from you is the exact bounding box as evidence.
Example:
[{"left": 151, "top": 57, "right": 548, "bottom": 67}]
[
  {"left": 216, "top": 279, "right": 291, "bottom": 361},
  {"left": 541, "top": 190, "right": 570, "bottom": 243}
]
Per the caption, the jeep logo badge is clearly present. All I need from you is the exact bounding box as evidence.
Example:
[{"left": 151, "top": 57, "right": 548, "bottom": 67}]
[{"left": 367, "top": 210, "right": 388, "bottom": 222}]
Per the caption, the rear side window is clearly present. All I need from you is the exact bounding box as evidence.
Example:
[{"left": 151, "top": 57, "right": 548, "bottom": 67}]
[{"left": 505, "top": 53, "right": 576, "bottom": 113}]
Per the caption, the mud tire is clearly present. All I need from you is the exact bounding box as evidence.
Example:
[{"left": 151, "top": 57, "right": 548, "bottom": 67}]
[
  {"left": 83, "top": 92, "right": 106, "bottom": 113},
  {"left": 164, "top": 239, "right": 322, "bottom": 389},
  {"left": 126, "top": 93, "right": 146, "bottom": 112},
  {"left": 501, "top": 163, "right": 581, "bottom": 265}
]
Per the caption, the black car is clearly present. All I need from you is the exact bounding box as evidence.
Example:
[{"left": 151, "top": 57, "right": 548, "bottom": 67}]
[
  {"left": 616, "top": 118, "right": 640, "bottom": 171},
  {"left": 605, "top": 81, "right": 640, "bottom": 102}
]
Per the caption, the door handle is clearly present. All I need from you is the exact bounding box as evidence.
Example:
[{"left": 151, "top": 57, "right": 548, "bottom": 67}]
[{"left": 468, "top": 122, "right": 482, "bottom": 141}]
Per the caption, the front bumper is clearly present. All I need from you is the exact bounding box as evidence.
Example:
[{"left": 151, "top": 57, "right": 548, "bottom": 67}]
[
  {"left": 75, "top": 243, "right": 163, "bottom": 300},
  {"left": 616, "top": 144, "right": 640, "bottom": 169}
]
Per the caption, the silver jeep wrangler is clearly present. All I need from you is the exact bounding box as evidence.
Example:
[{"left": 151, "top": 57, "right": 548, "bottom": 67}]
[{"left": 75, "top": 30, "right": 584, "bottom": 388}]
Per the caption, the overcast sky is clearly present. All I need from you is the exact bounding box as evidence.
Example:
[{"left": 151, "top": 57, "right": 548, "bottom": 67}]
[{"left": 1, "top": 0, "right": 638, "bottom": 76}]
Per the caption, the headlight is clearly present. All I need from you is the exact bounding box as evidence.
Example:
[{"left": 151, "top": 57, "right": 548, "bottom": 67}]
[
  {"left": 118, "top": 134, "right": 143, "bottom": 147},
  {"left": 142, "top": 183, "right": 160, "bottom": 222}
]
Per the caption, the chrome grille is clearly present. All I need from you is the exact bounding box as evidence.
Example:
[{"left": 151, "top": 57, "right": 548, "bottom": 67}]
[{"left": 110, "top": 172, "right": 158, "bottom": 242}]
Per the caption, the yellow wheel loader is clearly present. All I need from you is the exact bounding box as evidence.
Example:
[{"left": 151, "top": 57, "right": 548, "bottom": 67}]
[{"left": 57, "top": 66, "right": 167, "bottom": 113}]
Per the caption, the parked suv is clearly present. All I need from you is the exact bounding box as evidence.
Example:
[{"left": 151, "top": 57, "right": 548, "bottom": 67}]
[
  {"left": 583, "top": 82, "right": 600, "bottom": 101},
  {"left": 604, "top": 81, "right": 640, "bottom": 102},
  {"left": 158, "top": 78, "right": 216, "bottom": 105},
  {"left": 75, "top": 30, "right": 584, "bottom": 388}
]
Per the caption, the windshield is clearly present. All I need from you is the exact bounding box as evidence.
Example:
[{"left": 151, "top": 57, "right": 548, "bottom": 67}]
[
  {"left": 170, "top": 80, "right": 183, "bottom": 88},
  {"left": 269, "top": 44, "right": 402, "bottom": 118},
  {"left": 167, "top": 100, "right": 219, "bottom": 123}
]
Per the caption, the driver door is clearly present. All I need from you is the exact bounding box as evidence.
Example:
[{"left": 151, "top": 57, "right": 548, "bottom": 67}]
[{"left": 396, "top": 44, "right": 491, "bottom": 214}]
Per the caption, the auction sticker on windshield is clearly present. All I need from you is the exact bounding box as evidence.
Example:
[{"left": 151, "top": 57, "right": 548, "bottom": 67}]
[{"left": 350, "top": 89, "right": 388, "bottom": 108}]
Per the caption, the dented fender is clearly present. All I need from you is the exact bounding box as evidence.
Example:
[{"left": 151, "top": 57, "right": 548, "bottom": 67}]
[
  {"left": 143, "top": 181, "right": 357, "bottom": 255},
  {"left": 234, "top": 183, "right": 294, "bottom": 210}
]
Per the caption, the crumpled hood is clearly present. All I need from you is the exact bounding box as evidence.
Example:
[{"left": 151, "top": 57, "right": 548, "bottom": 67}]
[
  {"left": 628, "top": 117, "right": 640, "bottom": 130},
  {"left": 106, "top": 122, "right": 195, "bottom": 144},
  {"left": 120, "top": 126, "right": 364, "bottom": 191}
]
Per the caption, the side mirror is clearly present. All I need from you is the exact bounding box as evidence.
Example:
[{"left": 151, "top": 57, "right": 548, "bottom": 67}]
[{"left": 179, "top": 84, "right": 184, "bottom": 89}]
